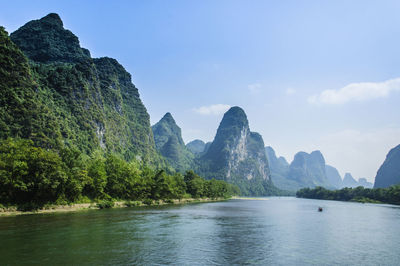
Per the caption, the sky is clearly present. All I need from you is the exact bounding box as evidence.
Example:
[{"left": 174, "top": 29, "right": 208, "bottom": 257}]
[{"left": 1, "top": 0, "right": 400, "bottom": 182}]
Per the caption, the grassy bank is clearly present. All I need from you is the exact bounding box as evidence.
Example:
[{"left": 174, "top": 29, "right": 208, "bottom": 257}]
[{"left": 0, "top": 197, "right": 228, "bottom": 217}]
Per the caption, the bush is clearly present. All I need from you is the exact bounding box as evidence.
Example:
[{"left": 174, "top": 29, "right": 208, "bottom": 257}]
[
  {"left": 164, "top": 199, "right": 174, "bottom": 204},
  {"left": 97, "top": 200, "right": 114, "bottom": 209},
  {"left": 124, "top": 201, "right": 141, "bottom": 207},
  {"left": 17, "top": 202, "right": 43, "bottom": 211},
  {"left": 142, "top": 198, "right": 153, "bottom": 205}
]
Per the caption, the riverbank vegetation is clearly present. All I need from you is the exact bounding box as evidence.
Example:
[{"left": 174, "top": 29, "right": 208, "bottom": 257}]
[
  {"left": 0, "top": 138, "right": 240, "bottom": 211},
  {"left": 296, "top": 185, "right": 400, "bottom": 205}
]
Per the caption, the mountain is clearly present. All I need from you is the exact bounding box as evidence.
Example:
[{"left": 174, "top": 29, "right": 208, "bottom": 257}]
[
  {"left": 358, "top": 178, "right": 373, "bottom": 188},
  {"left": 342, "top": 173, "right": 358, "bottom": 188},
  {"left": 265, "top": 146, "right": 299, "bottom": 191},
  {"left": 374, "top": 144, "right": 400, "bottom": 188},
  {"left": 197, "top": 107, "right": 277, "bottom": 195},
  {"left": 287, "top": 151, "right": 332, "bottom": 189},
  {"left": 0, "top": 25, "right": 60, "bottom": 146},
  {"left": 152, "top": 113, "right": 194, "bottom": 171},
  {"left": 2, "top": 13, "right": 162, "bottom": 164},
  {"left": 186, "top": 139, "right": 206, "bottom": 154},
  {"left": 203, "top": 142, "right": 212, "bottom": 154},
  {"left": 325, "top": 165, "right": 343, "bottom": 189},
  {"left": 10, "top": 13, "right": 90, "bottom": 63}
]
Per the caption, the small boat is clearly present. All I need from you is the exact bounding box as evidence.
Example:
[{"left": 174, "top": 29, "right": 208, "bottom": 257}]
[{"left": 318, "top": 207, "right": 323, "bottom": 212}]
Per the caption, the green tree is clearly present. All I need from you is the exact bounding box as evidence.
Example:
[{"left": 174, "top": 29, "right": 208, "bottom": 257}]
[{"left": 0, "top": 138, "right": 67, "bottom": 206}]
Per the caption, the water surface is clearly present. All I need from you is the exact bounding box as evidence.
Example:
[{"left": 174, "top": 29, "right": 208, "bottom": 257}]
[{"left": 1, "top": 197, "right": 399, "bottom": 265}]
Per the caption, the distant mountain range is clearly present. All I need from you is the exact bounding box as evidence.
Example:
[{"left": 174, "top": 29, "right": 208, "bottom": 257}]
[
  {"left": 265, "top": 146, "right": 373, "bottom": 191},
  {"left": 153, "top": 107, "right": 279, "bottom": 195}
]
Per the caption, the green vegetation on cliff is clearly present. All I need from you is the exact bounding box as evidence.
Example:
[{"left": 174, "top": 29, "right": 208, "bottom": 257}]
[
  {"left": 152, "top": 113, "right": 194, "bottom": 172},
  {"left": 6, "top": 13, "right": 162, "bottom": 164}
]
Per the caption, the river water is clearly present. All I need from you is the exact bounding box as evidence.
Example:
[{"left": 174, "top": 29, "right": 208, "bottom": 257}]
[{"left": 1, "top": 197, "right": 399, "bottom": 265}]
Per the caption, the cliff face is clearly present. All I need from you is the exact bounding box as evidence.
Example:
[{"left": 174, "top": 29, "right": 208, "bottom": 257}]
[
  {"left": 358, "top": 178, "right": 373, "bottom": 188},
  {"left": 3, "top": 13, "right": 162, "bottom": 164},
  {"left": 374, "top": 144, "right": 400, "bottom": 188},
  {"left": 152, "top": 113, "right": 194, "bottom": 171},
  {"left": 186, "top": 139, "right": 206, "bottom": 154},
  {"left": 198, "top": 107, "right": 276, "bottom": 195},
  {"left": 265, "top": 146, "right": 299, "bottom": 191},
  {"left": 325, "top": 165, "right": 343, "bottom": 189},
  {"left": 287, "top": 151, "right": 332, "bottom": 188},
  {"left": 342, "top": 173, "right": 358, "bottom": 188}
]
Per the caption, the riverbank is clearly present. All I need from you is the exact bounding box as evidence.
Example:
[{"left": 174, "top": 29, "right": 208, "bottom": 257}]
[{"left": 0, "top": 197, "right": 228, "bottom": 217}]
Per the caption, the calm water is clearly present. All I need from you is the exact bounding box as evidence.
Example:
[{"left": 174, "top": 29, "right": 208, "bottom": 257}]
[{"left": 1, "top": 197, "right": 400, "bottom": 265}]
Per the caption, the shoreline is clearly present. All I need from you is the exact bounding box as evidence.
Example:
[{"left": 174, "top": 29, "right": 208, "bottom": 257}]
[{"left": 0, "top": 197, "right": 228, "bottom": 217}]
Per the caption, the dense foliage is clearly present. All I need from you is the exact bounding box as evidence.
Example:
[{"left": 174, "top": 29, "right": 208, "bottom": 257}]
[
  {"left": 3, "top": 14, "right": 163, "bottom": 165},
  {"left": 0, "top": 138, "right": 239, "bottom": 210},
  {"left": 296, "top": 186, "right": 400, "bottom": 205}
]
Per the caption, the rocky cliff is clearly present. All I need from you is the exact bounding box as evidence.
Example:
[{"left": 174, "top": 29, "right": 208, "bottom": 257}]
[
  {"left": 358, "top": 178, "right": 373, "bottom": 188},
  {"left": 325, "top": 165, "right": 343, "bottom": 189},
  {"left": 152, "top": 113, "right": 194, "bottom": 171},
  {"left": 265, "top": 146, "right": 300, "bottom": 191},
  {"left": 3, "top": 13, "right": 162, "bottom": 164},
  {"left": 197, "top": 107, "right": 276, "bottom": 195},
  {"left": 287, "top": 150, "right": 332, "bottom": 189},
  {"left": 186, "top": 139, "right": 206, "bottom": 154},
  {"left": 342, "top": 173, "right": 359, "bottom": 188},
  {"left": 374, "top": 144, "right": 400, "bottom": 188}
]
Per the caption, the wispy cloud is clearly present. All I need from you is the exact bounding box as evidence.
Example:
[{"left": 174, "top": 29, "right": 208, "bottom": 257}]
[
  {"left": 308, "top": 77, "right": 400, "bottom": 104},
  {"left": 193, "top": 104, "right": 231, "bottom": 115},
  {"left": 285, "top": 88, "right": 296, "bottom": 95},
  {"left": 247, "top": 83, "right": 262, "bottom": 94}
]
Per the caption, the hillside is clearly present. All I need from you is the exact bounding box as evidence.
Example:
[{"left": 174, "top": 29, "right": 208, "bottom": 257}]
[
  {"left": 152, "top": 113, "right": 194, "bottom": 171},
  {"left": 5, "top": 13, "right": 162, "bottom": 164}
]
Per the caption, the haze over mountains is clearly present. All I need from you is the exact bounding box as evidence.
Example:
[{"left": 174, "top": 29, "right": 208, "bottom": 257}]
[
  {"left": 265, "top": 146, "right": 374, "bottom": 191},
  {"left": 1, "top": 13, "right": 399, "bottom": 196}
]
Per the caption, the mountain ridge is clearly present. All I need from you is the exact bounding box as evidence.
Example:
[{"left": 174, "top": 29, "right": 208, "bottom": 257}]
[{"left": 3, "top": 13, "right": 163, "bottom": 164}]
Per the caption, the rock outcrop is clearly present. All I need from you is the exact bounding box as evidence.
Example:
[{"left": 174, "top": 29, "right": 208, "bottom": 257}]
[
  {"left": 152, "top": 113, "right": 194, "bottom": 171},
  {"left": 374, "top": 144, "right": 400, "bottom": 188},
  {"left": 198, "top": 107, "right": 276, "bottom": 195}
]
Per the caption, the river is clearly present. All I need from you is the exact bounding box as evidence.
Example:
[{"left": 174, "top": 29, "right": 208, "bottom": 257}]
[{"left": 1, "top": 197, "right": 399, "bottom": 265}]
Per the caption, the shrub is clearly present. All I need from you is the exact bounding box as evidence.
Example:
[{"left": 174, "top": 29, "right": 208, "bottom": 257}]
[
  {"left": 97, "top": 200, "right": 114, "bottom": 209},
  {"left": 142, "top": 198, "right": 153, "bottom": 205}
]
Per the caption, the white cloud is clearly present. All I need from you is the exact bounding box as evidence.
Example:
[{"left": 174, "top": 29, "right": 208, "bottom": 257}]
[
  {"left": 308, "top": 77, "right": 400, "bottom": 104},
  {"left": 193, "top": 104, "right": 231, "bottom": 115},
  {"left": 247, "top": 83, "right": 262, "bottom": 94},
  {"left": 285, "top": 88, "right": 296, "bottom": 95}
]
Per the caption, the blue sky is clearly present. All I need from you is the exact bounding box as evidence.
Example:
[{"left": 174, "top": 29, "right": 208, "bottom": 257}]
[{"left": 1, "top": 0, "right": 400, "bottom": 182}]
